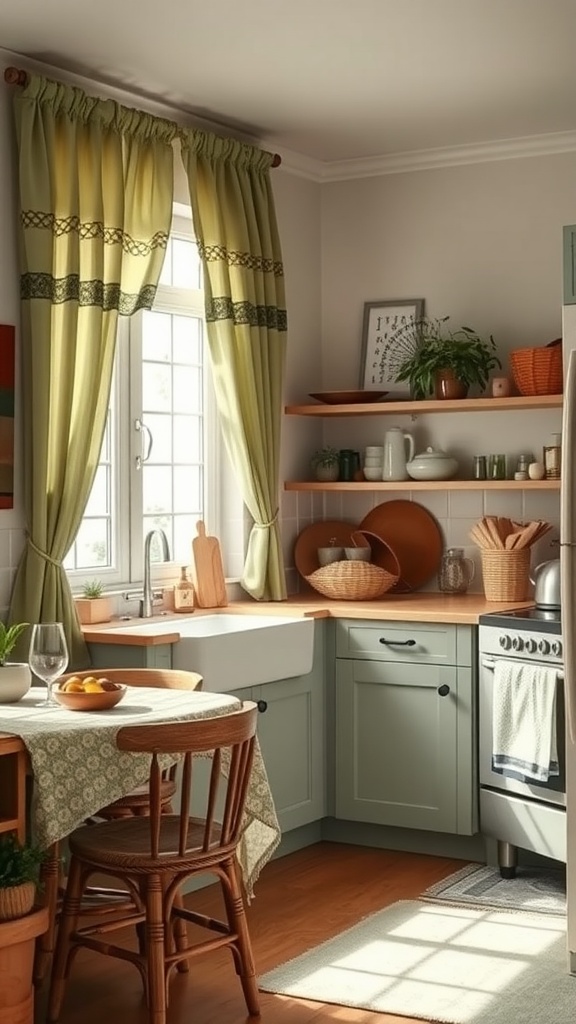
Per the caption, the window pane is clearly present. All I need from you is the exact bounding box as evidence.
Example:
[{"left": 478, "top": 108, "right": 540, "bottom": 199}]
[
  {"left": 143, "top": 361, "right": 172, "bottom": 412},
  {"left": 174, "top": 515, "right": 198, "bottom": 563},
  {"left": 74, "top": 519, "right": 110, "bottom": 569},
  {"left": 143, "top": 516, "right": 172, "bottom": 548},
  {"left": 173, "top": 316, "right": 202, "bottom": 364},
  {"left": 174, "top": 415, "right": 201, "bottom": 462},
  {"left": 143, "top": 466, "right": 172, "bottom": 515},
  {"left": 83, "top": 465, "right": 109, "bottom": 516},
  {"left": 174, "top": 466, "right": 201, "bottom": 513},
  {"left": 172, "top": 238, "right": 201, "bottom": 289},
  {"left": 158, "top": 243, "right": 172, "bottom": 286},
  {"left": 143, "top": 312, "right": 171, "bottom": 362},
  {"left": 173, "top": 366, "right": 202, "bottom": 414}
]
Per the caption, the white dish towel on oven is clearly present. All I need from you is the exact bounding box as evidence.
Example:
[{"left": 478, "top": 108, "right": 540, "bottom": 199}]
[{"left": 492, "top": 659, "right": 559, "bottom": 782}]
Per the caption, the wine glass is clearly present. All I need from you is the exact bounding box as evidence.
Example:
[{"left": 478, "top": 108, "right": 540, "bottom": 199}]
[{"left": 28, "top": 623, "right": 69, "bottom": 707}]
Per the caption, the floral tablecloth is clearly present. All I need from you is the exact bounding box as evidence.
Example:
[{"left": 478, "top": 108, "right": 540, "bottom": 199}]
[{"left": 0, "top": 688, "right": 280, "bottom": 899}]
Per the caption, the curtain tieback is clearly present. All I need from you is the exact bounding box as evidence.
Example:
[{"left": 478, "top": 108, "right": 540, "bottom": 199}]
[
  {"left": 255, "top": 511, "right": 279, "bottom": 529},
  {"left": 27, "top": 536, "right": 62, "bottom": 568}
]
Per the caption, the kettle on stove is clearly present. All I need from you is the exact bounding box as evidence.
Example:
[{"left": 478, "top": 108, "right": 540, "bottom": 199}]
[{"left": 531, "top": 559, "right": 561, "bottom": 610}]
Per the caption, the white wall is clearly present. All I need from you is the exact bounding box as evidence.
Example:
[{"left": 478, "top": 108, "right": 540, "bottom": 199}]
[{"left": 286, "top": 153, "right": 576, "bottom": 590}]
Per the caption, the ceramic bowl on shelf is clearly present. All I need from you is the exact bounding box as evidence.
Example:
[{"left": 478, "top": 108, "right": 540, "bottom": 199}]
[
  {"left": 406, "top": 446, "right": 458, "bottom": 481},
  {"left": 363, "top": 467, "right": 382, "bottom": 481}
]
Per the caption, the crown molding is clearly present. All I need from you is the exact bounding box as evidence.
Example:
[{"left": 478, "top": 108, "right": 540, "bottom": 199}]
[{"left": 276, "top": 129, "right": 576, "bottom": 183}]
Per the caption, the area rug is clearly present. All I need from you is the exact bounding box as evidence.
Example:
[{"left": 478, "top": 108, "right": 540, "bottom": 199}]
[
  {"left": 422, "top": 862, "right": 566, "bottom": 916},
  {"left": 258, "top": 900, "right": 573, "bottom": 1023}
]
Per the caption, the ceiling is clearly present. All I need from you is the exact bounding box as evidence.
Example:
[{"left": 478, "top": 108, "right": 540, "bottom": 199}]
[{"left": 2, "top": 0, "right": 576, "bottom": 170}]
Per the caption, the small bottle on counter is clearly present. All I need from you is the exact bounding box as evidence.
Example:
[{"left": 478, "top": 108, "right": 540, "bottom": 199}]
[
  {"left": 543, "top": 433, "right": 562, "bottom": 480},
  {"left": 174, "top": 566, "right": 195, "bottom": 612}
]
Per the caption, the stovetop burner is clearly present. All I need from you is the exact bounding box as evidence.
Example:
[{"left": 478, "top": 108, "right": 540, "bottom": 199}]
[{"left": 479, "top": 606, "right": 561, "bottom": 634}]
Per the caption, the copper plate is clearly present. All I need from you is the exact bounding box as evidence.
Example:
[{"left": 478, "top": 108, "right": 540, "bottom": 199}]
[
  {"left": 308, "top": 390, "right": 388, "bottom": 405},
  {"left": 353, "top": 530, "right": 401, "bottom": 581},
  {"left": 294, "top": 520, "right": 358, "bottom": 578},
  {"left": 359, "top": 500, "right": 443, "bottom": 592}
]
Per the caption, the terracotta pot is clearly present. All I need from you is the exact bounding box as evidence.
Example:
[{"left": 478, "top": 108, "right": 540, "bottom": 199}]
[
  {"left": 74, "top": 597, "right": 112, "bottom": 625},
  {"left": 0, "top": 904, "right": 48, "bottom": 1024},
  {"left": 434, "top": 369, "right": 469, "bottom": 400}
]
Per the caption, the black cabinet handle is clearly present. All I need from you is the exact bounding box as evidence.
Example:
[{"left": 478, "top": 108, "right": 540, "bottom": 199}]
[
  {"left": 437, "top": 684, "right": 450, "bottom": 697},
  {"left": 257, "top": 699, "right": 268, "bottom": 713},
  {"left": 379, "top": 638, "right": 417, "bottom": 646}
]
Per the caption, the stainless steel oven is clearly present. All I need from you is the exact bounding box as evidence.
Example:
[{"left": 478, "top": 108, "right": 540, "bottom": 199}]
[{"left": 478, "top": 610, "right": 565, "bottom": 875}]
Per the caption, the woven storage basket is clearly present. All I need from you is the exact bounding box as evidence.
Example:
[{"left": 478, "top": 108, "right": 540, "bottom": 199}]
[
  {"left": 480, "top": 548, "right": 531, "bottom": 602},
  {"left": 0, "top": 881, "right": 35, "bottom": 921},
  {"left": 510, "top": 345, "right": 563, "bottom": 396},
  {"left": 305, "top": 560, "right": 398, "bottom": 601}
]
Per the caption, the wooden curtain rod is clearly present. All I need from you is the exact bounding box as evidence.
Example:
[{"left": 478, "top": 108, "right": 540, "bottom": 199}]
[{"left": 3, "top": 65, "right": 282, "bottom": 167}]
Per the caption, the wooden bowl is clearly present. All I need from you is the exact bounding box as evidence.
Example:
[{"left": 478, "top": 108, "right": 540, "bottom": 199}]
[{"left": 53, "top": 681, "right": 127, "bottom": 712}]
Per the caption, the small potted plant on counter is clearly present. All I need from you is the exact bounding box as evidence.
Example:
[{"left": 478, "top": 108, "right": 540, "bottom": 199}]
[
  {"left": 311, "top": 447, "right": 340, "bottom": 482},
  {"left": 0, "top": 622, "right": 31, "bottom": 702},
  {"left": 74, "top": 580, "right": 112, "bottom": 625},
  {"left": 392, "top": 316, "right": 501, "bottom": 399}
]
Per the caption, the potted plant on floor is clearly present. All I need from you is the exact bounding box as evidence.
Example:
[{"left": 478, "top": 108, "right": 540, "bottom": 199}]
[
  {"left": 0, "top": 834, "right": 48, "bottom": 1024},
  {"left": 391, "top": 316, "right": 501, "bottom": 399},
  {"left": 0, "top": 622, "right": 31, "bottom": 703},
  {"left": 74, "top": 580, "right": 112, "bottom": 625}
]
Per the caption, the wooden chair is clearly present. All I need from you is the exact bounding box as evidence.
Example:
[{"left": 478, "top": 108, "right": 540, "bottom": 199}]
[
  {"left": 35, "top": 667, "right": 203, "bottom": 986},
  {"left": 48, "top": 702, "right": 260, "bottom": 1024}
]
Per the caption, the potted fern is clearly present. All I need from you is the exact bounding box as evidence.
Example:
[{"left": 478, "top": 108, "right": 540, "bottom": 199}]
[
  {"left": 0, "top": 834, "right": 48, "bottom": 1024},
  {"left": 74, "top": 580, "right": 112, "bottom": 625},
  {"left": 311, "top": 447, "right": 340, "bottom": 482},
  {"left": 0, "top": 622, "right": 31, "bottom": 703}
]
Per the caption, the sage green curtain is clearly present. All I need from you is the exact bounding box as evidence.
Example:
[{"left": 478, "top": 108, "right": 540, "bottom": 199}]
[
  {"left": 181, "top": 132, "right": 288, "bottom": 601},
  {"left": 9, "top": 75, "right": 175, "bottom": 666}
]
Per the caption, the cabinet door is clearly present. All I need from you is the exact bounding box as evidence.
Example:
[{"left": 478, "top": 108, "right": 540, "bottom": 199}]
[
  {"left": 564, "top": 225, "right": 576, "bottom": 305},
  {"left": 335, "top": 659, "right": 458, "bottom": 832},
  {"left": 253, "top": 670, "right": 326, "bottom": 832},
  {"left": 87, "top": 642, "right": 173, "bottom": 671}
]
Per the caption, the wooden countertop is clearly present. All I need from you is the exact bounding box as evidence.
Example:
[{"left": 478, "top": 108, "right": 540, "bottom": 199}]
[{"left": 83, "top": 592, "right": 535, "bottom": 645}]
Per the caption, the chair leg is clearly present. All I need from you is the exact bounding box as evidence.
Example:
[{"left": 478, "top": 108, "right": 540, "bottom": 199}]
[
  {"left": 47, "top": 855, "right": 84, "bottom": 1023},
  {"left": 222, "top": 858, "right": 259, "bottom": 1017},
  {"left": 171, "top": 888, "right": 189, "bottom": 973},
  {"left": 34, "top": 841, "right": 62, "bottom": 985},
  {"left": 145, "top": 874, "right": 167, "bottom": 1024}
]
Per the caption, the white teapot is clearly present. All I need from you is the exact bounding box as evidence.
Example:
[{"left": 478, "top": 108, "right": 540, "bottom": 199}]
[{"left": 406, "top": 445, "right": 458, "bottom": 481}]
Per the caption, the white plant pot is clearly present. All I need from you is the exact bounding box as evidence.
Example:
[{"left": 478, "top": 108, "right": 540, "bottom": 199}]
[{"left": 0, "top": 663, "right": 32, "bottom": 703}]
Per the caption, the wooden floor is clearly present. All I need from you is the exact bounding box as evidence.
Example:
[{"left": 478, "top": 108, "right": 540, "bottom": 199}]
[{"left": 34, "top": 841, "right": 469, "bottom": 1024}]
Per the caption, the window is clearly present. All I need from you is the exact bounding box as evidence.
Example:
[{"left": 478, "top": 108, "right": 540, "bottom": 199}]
[{"left": 65, "top": 212, "right": 223, "bottom": 589}]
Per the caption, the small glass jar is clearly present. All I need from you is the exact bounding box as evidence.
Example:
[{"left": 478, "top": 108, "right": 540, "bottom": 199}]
[
  {"left": 543, "top": 434, "right": 561, "bottom": 480},
  {"left": 338, "top": 449, "right": 357, "bottom": 481},
  {"left": 438, "top": 548, "right": 475, "bottom": 594},
  {"left": 472, "top": 455, "right": 487, "bottom": 480}
]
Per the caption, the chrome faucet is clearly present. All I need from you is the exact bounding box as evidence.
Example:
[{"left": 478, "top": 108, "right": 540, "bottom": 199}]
[{"left": 141, "top": 528, "right": 171, "bottom": 618}]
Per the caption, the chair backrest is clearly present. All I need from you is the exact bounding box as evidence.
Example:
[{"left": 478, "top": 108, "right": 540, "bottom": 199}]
[
  {"left": 116, "top": 702, "right": 258, "bottom": 859},
  {"left": 60, "top": 667, "right": 203, "bottom": 690}
]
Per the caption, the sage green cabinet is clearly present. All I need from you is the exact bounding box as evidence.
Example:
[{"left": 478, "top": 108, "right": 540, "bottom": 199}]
[
  {"left": 228, "top": 625, "right": 326, "bottom": 833},
  {"left": 87, "top": 642, "right": 173, "bottom": 671},
  {"left": 334, "top": 619, "right": 477, "bottom": 836}
]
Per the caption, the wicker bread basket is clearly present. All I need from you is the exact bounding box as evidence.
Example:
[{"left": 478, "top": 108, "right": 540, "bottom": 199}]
[
  {"left": 0, "top": 880, "right": 36, "bottom": 921},
  {"left": 305, "top": 560, "right": 398, "bottom": 601},
  {"left": 480, "top": 548, "right": 531, "bottom": 602},
  {"left": 510, "top": 344, "right": 563, "bottom": 396}
]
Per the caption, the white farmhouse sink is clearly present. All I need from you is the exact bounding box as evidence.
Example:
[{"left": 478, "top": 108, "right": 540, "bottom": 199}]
[{"left": 107, "top": 614, "right": 315, "bottom": 691}]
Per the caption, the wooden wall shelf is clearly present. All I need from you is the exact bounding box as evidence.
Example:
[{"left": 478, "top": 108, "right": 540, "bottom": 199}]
[
  {"left": 285, "top": 395, "right": 563, "bottom": 417},
  {"left": 285, "top": 479, "right": 561, "bottom": 492}
]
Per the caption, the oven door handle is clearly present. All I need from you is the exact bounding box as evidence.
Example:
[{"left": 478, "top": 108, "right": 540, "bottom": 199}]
[{"left": 481, "top": 657, "right": 564, "bottom": 682}]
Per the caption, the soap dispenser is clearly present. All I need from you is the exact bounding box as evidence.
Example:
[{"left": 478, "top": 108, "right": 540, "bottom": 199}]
[{"left": 174, "top": 566, "right": 195, "bottom": 612}]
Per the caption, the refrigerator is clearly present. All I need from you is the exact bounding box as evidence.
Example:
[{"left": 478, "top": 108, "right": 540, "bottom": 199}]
[{"left": 561, "top": 231, "right": 576, "bottom": 971}]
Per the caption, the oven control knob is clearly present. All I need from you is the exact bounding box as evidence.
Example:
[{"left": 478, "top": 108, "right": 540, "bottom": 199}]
[
  {"left": 498, "top": 634, "right": 512, "bottom": 650},
  {"left": 525, "top": 638, "right": 537, "bottom": 654},
  {"left": 538, "top": 639, "right": 551, "bottom": 656},
  {"left": 512, "top": 636, "right": 524, "bottom": 652},
  {"left": 551, "top": 640, "right": 563, "bottom": 658}
]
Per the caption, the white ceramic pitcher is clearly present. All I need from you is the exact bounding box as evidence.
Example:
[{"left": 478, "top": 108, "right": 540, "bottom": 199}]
[{"left": 382, "top": 427, "right": 415, "bottom": 481}]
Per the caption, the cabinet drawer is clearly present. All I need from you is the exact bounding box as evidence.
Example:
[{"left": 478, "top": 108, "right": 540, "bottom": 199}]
[{"left": 335, "top": 619, "right": 457, "bottom": 664}]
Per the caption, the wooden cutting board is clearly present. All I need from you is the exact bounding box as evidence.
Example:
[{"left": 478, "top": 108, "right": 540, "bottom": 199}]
[{"left": 191, "top": 520, "right": 228, "bottom": 608}]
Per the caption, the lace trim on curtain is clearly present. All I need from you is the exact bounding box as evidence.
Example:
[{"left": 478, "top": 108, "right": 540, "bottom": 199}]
[
  {"left": 21, "top": 274, "right": 158, "bottom": 315},
  {"left": 205, "top": 297, "right": 287, "bottom": 330},
  {"left": 21, "top": 211, "right": 168, "bottom": 256}
]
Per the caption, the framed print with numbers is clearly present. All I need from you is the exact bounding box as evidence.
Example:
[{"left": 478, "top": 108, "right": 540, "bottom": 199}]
[{"left": 359, "top": 298, "right": 424, "bottom": 395}]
